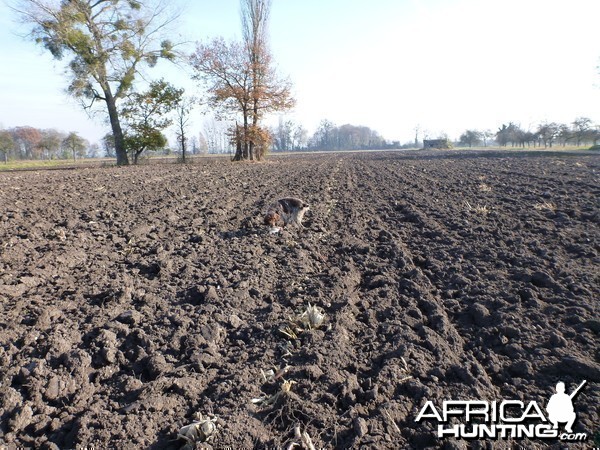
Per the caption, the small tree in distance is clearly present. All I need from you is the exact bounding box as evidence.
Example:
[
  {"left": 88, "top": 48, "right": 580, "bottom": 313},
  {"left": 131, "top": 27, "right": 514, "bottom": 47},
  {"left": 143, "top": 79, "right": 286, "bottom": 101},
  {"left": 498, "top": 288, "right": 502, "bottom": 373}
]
[
  {"left": 38, "top": 129, "right": 63, "bottom": 160},
  {"left": 121, "top": 80, "right": 183, "bottom": 164},
  {"left": 62, "top": 132, "right": 87, "bottom": 160},
  {"left": 174, "top": 95, "right": 196, "bottom": 163},
  {"left": 536, "top": 122, "right": 559, "bottom": 148},
  {"left": 102, "top": 133, "right": 116, "bottom": 158},
  {"left": 571, "top": 117, "right": 593, "bottom": 146},
  {"left": 459, "top": 130, "right": 483, "bottom": 148},
  {"left": 0, "top": 131, "right": 14, "bottom": 163},
  {"left": 481, "top": 130, "right": 494, "bottom": 147}
]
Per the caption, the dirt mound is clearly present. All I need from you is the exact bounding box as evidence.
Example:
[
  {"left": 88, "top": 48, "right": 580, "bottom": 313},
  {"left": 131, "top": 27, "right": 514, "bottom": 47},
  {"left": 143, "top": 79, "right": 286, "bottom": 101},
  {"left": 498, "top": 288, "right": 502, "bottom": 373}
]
[{"left": 1, "top": 150, "right": 598, "bottom": 449}]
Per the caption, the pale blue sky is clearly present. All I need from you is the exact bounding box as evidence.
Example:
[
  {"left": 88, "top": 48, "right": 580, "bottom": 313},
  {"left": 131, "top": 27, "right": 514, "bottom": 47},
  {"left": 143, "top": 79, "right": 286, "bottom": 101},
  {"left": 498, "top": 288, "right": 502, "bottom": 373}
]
[{"left": 1, "top": 0, "right": 599, "bottom": 145}]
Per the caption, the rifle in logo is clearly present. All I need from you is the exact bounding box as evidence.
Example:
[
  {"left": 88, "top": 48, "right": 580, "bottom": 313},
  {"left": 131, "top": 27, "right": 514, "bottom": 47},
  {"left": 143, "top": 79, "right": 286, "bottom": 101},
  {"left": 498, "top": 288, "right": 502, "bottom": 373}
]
[{"left": 546, "top": 380, "right": 586, "bottom": 433}]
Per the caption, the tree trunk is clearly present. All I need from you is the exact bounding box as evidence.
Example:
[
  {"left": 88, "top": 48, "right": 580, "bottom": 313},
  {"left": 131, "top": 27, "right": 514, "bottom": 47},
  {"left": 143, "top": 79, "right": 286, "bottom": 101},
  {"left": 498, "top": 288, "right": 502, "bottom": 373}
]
[
  {"left": 179, "top": 117, "right": 187, "bottom": 163},
  {"left": 243, "top": 115, "right": 250, "bottom": 160},
  {"left": 133, "top": 148, "right": 145, "bottom": 165},
  {"left": 105, "top": 94, "right": 129, "bottom": 166},
  {"left": 232, "top": 122, "right": 243, "bottom": 161},
  {"left": 181, "top": 135, "right": 186, "bottom": 163}
]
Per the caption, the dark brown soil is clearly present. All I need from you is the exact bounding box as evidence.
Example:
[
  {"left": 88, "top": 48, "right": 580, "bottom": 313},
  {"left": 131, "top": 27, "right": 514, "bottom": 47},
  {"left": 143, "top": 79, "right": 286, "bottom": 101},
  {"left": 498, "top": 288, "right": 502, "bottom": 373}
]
[{"left": 1, "top": 150, "right": 598, "bottom": 450}]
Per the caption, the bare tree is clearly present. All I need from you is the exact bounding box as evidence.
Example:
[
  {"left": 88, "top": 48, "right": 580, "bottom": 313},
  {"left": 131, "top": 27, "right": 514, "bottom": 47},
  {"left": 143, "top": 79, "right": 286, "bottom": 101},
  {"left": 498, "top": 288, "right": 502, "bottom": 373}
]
[
  {"left": 292, "top": 124, "right": 308, "bottom": 150},
  {"left": 311, "top": 119, "right": 336, "bottom": 150},
  {"left": 191, "top": 38, "right": 252, "bottom": 157},
  {"left": 572, "top": 117, "right": 592, "bottom": 146},
  {"left": 15, "top": 0, "right": 178, "bottom": 165},
  {"left": 536, "top": 122, "right": 559, "bottom": 148},
  {"left": 414, "top": 125, "right": 421, "bottom": 148},
  {"left": 174, "top": 95, "right": 195, "bottom": 163},
  {"left": 203, "top": 117, "right": 230, "bottom": 154},
  {"left": 273, "top": 117, "right": 294, "bottom": 151},
  {"left": 190, "top": 0, "right": 294, "bottom": 161},
  {"left": 481, "top": 130, "right": 494, "bottom": 147},
  {"left": 242, "top": 0, "right": 270, "bottom": 159}
]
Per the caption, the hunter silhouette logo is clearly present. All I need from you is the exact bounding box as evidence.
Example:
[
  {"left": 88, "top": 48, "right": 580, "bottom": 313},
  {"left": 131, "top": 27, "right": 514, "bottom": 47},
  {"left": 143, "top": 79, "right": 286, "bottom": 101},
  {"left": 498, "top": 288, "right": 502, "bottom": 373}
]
[
  {"left": 415, "top": 380, "right": 588, "bottom": 442},
  {"left": 547, "top": 380, "right": 586, "bottom": 433}
]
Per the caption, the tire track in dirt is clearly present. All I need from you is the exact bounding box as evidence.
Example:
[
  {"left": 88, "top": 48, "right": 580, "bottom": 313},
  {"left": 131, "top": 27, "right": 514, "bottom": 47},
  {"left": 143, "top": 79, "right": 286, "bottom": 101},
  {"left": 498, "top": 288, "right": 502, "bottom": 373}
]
[
  {"left": 363, "top": 158, "right": 503, "bottom": 392},
  {"left": 345, "top": 157, "right": 501, "bottom": 446},
  {"left": 365, "top": 154, "right": 599, "bottom": 449},
  {"left": 304, "top": 152, "right": 597, "bottom": 448},
  {"left": 376, "top": 158, "right": 546, "bottom": 380}
]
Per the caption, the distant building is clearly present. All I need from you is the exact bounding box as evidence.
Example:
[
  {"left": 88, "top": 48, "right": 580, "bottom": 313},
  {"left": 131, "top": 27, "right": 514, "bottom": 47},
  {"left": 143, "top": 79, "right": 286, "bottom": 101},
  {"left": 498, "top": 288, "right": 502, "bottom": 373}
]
[{"left": 423, "top": 139, "right": 451, "bottom": 149}]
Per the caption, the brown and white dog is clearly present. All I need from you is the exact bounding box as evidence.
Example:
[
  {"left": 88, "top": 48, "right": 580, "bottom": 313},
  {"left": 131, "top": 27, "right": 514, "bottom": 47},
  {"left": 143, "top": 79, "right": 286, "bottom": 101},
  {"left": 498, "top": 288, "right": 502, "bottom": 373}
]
[{"left": 264, "top": 197, "right": 309, "bottom": 228}]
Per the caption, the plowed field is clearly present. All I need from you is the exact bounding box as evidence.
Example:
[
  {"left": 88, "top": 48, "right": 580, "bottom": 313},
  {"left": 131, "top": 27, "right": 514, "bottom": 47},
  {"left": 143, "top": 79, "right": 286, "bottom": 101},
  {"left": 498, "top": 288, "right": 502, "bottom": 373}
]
[{"left": 1, "top": 150, "right": 598, "bottom": 449}]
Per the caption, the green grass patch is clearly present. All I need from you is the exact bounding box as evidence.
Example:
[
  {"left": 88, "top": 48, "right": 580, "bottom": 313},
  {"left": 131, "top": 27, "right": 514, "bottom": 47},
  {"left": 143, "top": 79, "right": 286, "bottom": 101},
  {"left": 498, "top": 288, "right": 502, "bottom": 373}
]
[
  {"left": 0, "top": 159, "right": 111, "bottom": 172},
  {"left": 0, "top": 160, "right": 79, "bottom": 171}
]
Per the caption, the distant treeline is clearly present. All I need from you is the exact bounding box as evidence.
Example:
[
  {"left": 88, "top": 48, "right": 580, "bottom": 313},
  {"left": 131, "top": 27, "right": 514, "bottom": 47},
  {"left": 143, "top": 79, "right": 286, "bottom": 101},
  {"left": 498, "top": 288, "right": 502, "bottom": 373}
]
[
  {"left": 270, "top": 119, "right": 401, "bottom": 152},
  {"left": 0, "top": 127, "right": 97, "bottom": 162},
  {"left": 272, "top": 116, "right": 600, "bottom": 153},
  {"left": 457, "top": 117, "right": 599, "bottom": 149},
  {"left": 2, "top": 116, "right": 598, "bottom": 163}
]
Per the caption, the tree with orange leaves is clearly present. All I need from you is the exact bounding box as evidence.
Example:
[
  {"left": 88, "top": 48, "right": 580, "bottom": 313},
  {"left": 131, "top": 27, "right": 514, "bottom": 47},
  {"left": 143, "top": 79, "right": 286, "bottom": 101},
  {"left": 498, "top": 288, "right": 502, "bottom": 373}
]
[{"left": 190, "top": 0, "right": 294, "bottom": 161}]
